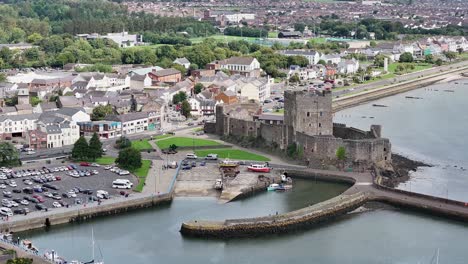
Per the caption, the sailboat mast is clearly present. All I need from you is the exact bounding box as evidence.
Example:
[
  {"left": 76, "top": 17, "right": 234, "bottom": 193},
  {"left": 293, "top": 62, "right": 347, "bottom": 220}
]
[{"left": 92, "top": 228, "right": 95, "bottom": 261}]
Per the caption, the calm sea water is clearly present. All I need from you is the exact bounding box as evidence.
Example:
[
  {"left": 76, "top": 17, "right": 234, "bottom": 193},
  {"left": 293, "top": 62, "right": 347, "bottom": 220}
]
[
  {"left": 21, "top": 80, "right": 468, "bottom": 263},
  {"left": 334, "top": 80, "right": 468, "bottom": 201}
]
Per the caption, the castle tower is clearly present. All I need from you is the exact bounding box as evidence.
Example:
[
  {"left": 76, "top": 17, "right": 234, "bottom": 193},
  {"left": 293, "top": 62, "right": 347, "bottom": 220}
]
[{"left": 284, "top": 90, "right": 333, "bottom": 136}]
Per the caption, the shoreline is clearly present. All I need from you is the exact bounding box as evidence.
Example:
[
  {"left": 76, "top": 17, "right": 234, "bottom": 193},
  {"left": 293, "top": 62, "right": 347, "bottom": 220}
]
[{"left": 332, "top": 66, "right": 468, "bottom": 112}]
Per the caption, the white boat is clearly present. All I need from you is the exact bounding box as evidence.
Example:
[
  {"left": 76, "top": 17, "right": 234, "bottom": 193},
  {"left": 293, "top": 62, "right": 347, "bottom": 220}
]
[
  {"left": 267, "top": 183, "right": 281, "bottom": 191},
  {"left": 70, "top": 228, "right": 104, "bottom": 264},
  {"left": 44, "top": 250, "right": 66, "bottom": 264}
]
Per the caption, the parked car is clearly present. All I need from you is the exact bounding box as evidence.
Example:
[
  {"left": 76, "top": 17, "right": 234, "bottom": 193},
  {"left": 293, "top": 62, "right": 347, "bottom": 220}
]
[
  {"left": 80, "top": 162, "right": 90, "bottom": 166},
  {"left": 35, "top": 204, "right": 46, "bottom": 211},
  {"left": 205, "top": 154, "right": 218, "bottom": 160},
  {"left": 185, "top": 153, "right": 198, "bottom": 159}
]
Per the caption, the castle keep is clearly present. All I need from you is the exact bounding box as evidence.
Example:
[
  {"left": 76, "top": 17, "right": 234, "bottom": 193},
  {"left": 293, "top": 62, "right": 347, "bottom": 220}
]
[{"left": 207, "top": 89, "right": 391, "bottom": 167}]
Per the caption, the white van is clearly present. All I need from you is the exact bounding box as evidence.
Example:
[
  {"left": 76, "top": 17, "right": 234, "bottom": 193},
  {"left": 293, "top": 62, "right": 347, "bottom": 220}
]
[
  {"left": 1, "top": 199, "right": 12, "bottom": 208},
  {"left": 112, "top": 179, "right": 133, "bottom": 189},
  {"left": 205, "top": 154, "right": 218, "bottom": 160},
  {"left": 97, "top": 190, "right": 109, "bottom": 199},
  {"left": 186, "top": 153, "right": 198, "bottom": 159},
  {"left": 0, "top": 207, "right": 13, "bottom": 217}
]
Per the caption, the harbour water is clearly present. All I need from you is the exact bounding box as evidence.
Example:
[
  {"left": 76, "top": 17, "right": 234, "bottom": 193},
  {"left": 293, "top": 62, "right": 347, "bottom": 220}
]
[{"left": 20, "top": 81, "right": 468, "bottom": 263}]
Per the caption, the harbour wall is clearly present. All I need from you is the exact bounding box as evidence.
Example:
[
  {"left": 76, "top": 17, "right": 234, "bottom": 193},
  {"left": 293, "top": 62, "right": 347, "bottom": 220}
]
[
  {"left": 332, "top": 66, "right": 468, "bottom": 112},
  {"left": 180, "top": 192, "right": 368, "bottom": 238},
  {"left": 0, "top": 194, "right": 173, "bottom": 233}
]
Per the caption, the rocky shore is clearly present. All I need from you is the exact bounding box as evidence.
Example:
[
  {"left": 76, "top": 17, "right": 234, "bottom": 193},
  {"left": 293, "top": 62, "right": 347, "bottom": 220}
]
[{"left": 380, "top": 153, "right": 431, "bottom": 187}]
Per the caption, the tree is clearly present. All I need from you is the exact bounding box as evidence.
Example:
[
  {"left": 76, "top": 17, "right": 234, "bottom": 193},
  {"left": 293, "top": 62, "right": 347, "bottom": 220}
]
[
  {"left": 318, "top": 59, "right": 326, "bottom": 66},
  {"left": 72, "top": 136, "right": 89, "bottom": 161},
  {"left": 181, "top": 100, "right": 191, "bottom": 118},
  {"left": 456, "top": 47, "right": 464, "bottom": 55},
  {"left": 88, "top": 132, "right": 103, "bottom": 161},
  {"left": 289, "top": 73, "right": 300, "bottom": 83},
  {"left": 30, "top": 96, "right": 42, "bottom": 106},
  {"left": 294, "top": 23, "right": 306, "bottom": 33},
  {"left": 115, "top": 136, "right": 131, "bottom": 149},
  {"left": 91, "top": 105, "right": 113, "bottom": 121},
  {"left": 116, "top": 147, "right": 142, "bottom": 171},
  {"left": 194, "top": 83, "right": 203, "bottom": 94},
  {"left": 172, "top": 91, "right": 187, "bottom": 105},
  {"left": 336, "top": 146, "right": 346, "bottom": 169},
  {"left": 424, "top": 54, "right": 434, "bottom": 64},
  {"left": 369, "top": 41, "right": 377, "bottom": 48},
  {"left": 0, "top": 142, "right": 20, "bottom": 167},
  {"left": 444, "top": 51, "right": 457, "bottom": 62},
  {"left": 0, "top": 73, "right": 6, "bottom": 82},
  {"left": 7, "top": 258, "right": 33, "bottom": 264},
  {"left": 399, "top": 52, "right": 414, "bottom": 63},
  {"left": 27, "top": 33, "right": 43, "bottom": 44},
  {"left": 435, "top": 58, "right": 443, "bottom": 66}
]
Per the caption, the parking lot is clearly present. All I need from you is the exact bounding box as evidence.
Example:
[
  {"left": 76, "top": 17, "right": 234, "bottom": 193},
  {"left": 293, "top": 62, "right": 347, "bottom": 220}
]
[{"left": 0, "top": 164, "right": 136, "bottom": 216}]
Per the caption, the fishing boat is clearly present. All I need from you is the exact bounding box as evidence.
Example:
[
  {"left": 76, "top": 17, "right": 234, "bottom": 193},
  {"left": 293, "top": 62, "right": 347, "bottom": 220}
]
[
  {"left": 218, "top": 159, "right": 238, "bottom": 168},
  {"left": 247, "top": 164, "right": 271, "bottom": 173},
  {"left": 267, "top": 183, "right": 281, "bottom": 191}
]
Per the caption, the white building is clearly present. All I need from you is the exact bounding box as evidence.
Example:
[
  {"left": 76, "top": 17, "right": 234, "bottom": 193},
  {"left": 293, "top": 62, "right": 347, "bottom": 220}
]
[
  {"left": 337, "top": 59, "right": 360, "bottom": 74},
  {"left": 0, "top": 114, "right": 40, "bottom": 139},
  {"left": 77, "top": 32, "right": 143, "bottom": 48},
  {"left": 173, "top": 58, "right": 191, "bottom": 69},
  {"left": 279, "top": 50, "right": 320, "bottom": 65},
  {"left": 237, "top": 77, "right": 271, "bottom": 102},
  {"left": 217, "top": 57, "right": 261, "bottom": 77},
  {"left": 106, "top": 112, "right": 149, "bottom": 135},
  {"left": 224, "top": 13, "right": 255, "bottom": 23}
]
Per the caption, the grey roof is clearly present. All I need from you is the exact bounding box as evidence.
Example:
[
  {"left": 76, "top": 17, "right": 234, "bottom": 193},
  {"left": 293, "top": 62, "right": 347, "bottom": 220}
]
[
  {"left": 130, "top": 74, "right": 147, "bottom": 81},
  {"left": 223, "top": 90, "right": 236, "bottom": 97},
  {"left": 152, "top": 68, "right": 181, "bottom": 77},
  {"left": 222, "top": 56, "right": 256, "bottom": 66},
  {"left": 46, "top": 125, "right": 62, "bottom": 134},
  {"left": 281, "top": 50, "right": 318, "bottom": 56},
  {"left": 55, "top": 107, "right": 85, "bottom": 117},
  {"left": 174, "top": 57, "right": 190, "bottom": 64},
  {"left": 0, "top": 106, "right": 17, "bottom": 114},
  {"left": 39, "top": 102, "right": 58, "bottom": 111},
  {"left": 15, "top": 104, "right": 33, "bottom": 111},
  {"left": 200, "top": 99, "right": 216, "bottom": 107},
  {"left": 130, "top": 66, "right": 164, "bottom": 76},
  {"left": 0, "top": 113, "right": 40, "bottom": 122},
  {"left": 106, "top": 112, "right": 148, "bottom": 123}
]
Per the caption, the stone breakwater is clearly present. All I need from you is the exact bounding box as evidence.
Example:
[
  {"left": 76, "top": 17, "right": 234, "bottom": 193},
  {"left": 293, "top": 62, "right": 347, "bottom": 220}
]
[{"left": 180, "top": 192, "right": 368, "bottom": 238}]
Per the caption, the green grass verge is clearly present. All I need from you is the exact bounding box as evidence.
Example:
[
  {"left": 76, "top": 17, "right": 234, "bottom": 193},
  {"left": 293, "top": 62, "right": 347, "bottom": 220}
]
[
  {"left": 156, "top": 137, "right": 221, "bottom": 149},
  {"left": 154, "top": 134, "right": 173, "bottom": 140},
  {"left": 189, "top": 35, "right": 261, "bottom": 44},
  {"left": 268, "top": 32, "right": 278, "bottom": 38},
  {"left": 194, "top": 149, "right": 270, "bottom": 161},
  {"left": 193, "top": 127, "right": 203, "bottom": 132},
  {"left": 131, "top": 139, "right": 153, "bottom": 151},
  {"left": 132, "top": 160, "right": 151, "bottom": 192},
  {"left": 95, "top": 156, "right": 116, "bottom": 165}
]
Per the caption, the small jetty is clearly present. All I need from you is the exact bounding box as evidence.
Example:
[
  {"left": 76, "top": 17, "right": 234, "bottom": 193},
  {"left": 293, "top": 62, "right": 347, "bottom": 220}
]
[
  {"left": 405, "top": 96, "right": 423, "bottom": 99},
  {"left": 443, "top": 90, "right": 455, "bottom": 93},
  {"left": 372, "top": 104, "right": 388, "bottom": 107}
]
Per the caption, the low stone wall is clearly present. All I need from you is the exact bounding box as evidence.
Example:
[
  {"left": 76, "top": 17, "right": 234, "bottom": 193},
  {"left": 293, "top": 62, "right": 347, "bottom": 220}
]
[
  {"left": 180, "top": 192, "right": 368, "bottom": 238},
  {"left": 175, "top": 145, "right": 232, "bottom": 151},
  {"left": 0, "top": 194, "right": 172, "bottom": 233}
]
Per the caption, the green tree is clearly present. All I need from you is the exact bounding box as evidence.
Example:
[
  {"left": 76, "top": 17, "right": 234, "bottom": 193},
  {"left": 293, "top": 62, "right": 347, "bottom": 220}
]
[
  {"left": 91, "top": 105, "right": 113, "bottom": 121},
  {"left": 424, "top": 54, "right": 434, "bottom": 64},
  {"left": 456, "top": 48, "right": 464, "bottom": 55},
  {"left": 194, "top": 83, "right": 203, "bottom": 94},
  {"left": 116, "top": 147, "right": 142, "bottom": 171},
  {"left": 336, "top": 146, "right": 346, "bottom": 169},
  {"left": 115, "top": 136, "right": 131, "bottom": 149},
  {"left": 289, "top": 73, "right": 300, "bottom": 83},
  {"left": 0, "top": 73, "right": 6, "bottom": 82},
  {"left": 399, "top": 52, "right": 414, "bottom": 63},
  {"left": 181, "top": 100, "right": 191, "bottom": 118},
  {"left": 0, "top": 142, "right": 20, "bottom": 167},
  {"left": 318, "top": 59, "right": 326, "bottom": 66},
  {"left": 29, "top": 96, "right": 42, "bottom": 106},
  {"left": 88, "top": 132, "right": 103, "bottom": 161},
  {"left": 435, "top": 58, "right": 443, "bottom": 66},
  {"left": 172, "top": 91, "right": 187, "bottom": 105},
  {"left": 27, "top": 33, "right": 43, "bottom": 44},
  {"left": 444, "top": 51, "right": 457, "bottom": 62},
  {"left": 7, "top": 258, "right": 33, "bottom": 264},
  {"left": 72, "top": 136, "right": 89, "bottom": 161},
  {"left": 369, "top": 41, "right": 377, "bottom": 48},
  {"left": 294, "top": 23, "right": 306, "bottom": 33}
]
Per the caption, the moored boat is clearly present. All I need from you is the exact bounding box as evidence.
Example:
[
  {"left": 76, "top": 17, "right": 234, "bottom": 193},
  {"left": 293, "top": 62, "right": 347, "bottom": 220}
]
[{"left": 247, "top": 164, "right": 271, "bottom": 173}]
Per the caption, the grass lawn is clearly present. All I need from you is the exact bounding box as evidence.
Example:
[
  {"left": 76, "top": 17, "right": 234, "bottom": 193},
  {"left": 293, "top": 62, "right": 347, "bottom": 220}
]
[
  {"left": 156, "top": 137, "right": 221, "bottom": 149},
  {"left": 308, "top": 37, "right": 327, "bottom": 43},
  {"left": 271, "top": 109, "right": 284, "bottom": 115},
  {"left": 193, "top": 127, "right": 203, "bottom": 132},
  {"left": 131, "top": 139, "right": 153, "bottom": 151},
  {"left": 268, "top": 32, "right": 278, "bottom": 38},
  {"left": 190, "top": 35, "right": 260, "bottom": 44},
  {"left": 195, "top": 149, "right": 270, "bottom": 161},
  {"left": 95, "top": 156, "right": 116, "bottom": 165},
  {"left": 132, "top": 160, "right": 151, "bottom": 192},
  {"left": 154, "top": 134, "right": 173, "bottom": 140}
]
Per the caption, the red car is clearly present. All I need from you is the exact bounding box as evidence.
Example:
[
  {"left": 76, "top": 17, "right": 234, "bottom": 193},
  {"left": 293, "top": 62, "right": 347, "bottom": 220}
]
[
  {"left": 80, "top": 162, "right": 90, "bottom": 166},
  {"left": 33, "top": 195, "right": 45, "bottom": 203},
  {"left": 55, "top": 176, "right": 61, "bottom": 181}
]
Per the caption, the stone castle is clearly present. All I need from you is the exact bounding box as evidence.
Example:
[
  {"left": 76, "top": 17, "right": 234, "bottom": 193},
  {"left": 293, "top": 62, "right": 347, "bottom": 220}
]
[{"left": 206, "top": 89, "right": 391, "bottom": 168}]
